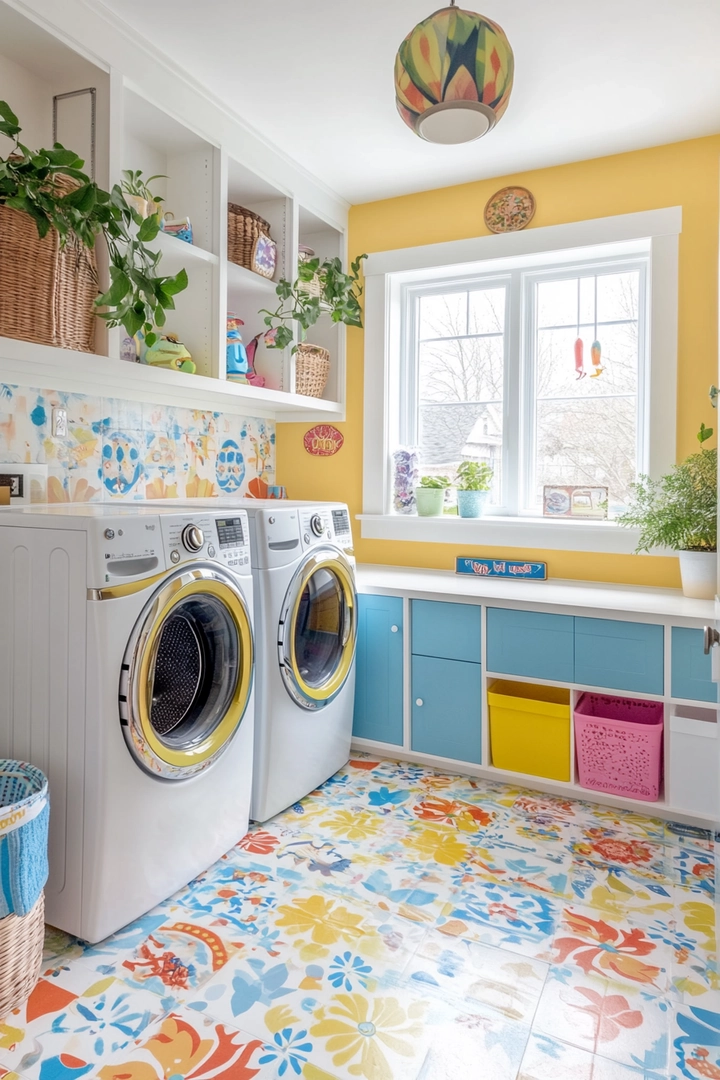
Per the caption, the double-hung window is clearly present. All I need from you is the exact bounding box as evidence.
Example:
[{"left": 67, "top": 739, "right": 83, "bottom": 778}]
[
  {"left": 361, "top": 209, "right": 680, "bottom": 552},
  {"left": 402, "top": 255, "right": 647, "bottom": 515}
]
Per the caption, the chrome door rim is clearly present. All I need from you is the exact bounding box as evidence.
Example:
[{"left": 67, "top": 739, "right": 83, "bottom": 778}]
[
  {"left": 119, "top": 564, "right": 254, "bottom": 780},
  {"left": 277, "top": 548, "right": 357, "bottom": 711}
]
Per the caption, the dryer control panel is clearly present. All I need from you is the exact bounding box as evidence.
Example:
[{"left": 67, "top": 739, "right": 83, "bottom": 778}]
[{"left": 299, "top": 505, "right": 353, "bottom": 552}]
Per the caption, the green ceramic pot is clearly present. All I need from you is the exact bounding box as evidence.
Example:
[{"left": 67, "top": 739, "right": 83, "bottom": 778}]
[{"left": 415, "top": 487, "right": 445, "bottom": 516}]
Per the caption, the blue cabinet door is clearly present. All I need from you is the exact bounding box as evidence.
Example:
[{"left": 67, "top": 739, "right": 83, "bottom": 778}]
[
  {"left": 353, "top": 594, "right": 404, "bottom": 745},
  {"left": 411, "top": 655, "right": 482, "bottom": 763},
  {"left": 575, "top": 617, "right": 663, "bottom": 695},
  {"left": 412, "top": 599, "right": 481, "bottom": 663},
  {"left": 486, "top": 607, "right": 574, "bottom": 682},
  {"left": 672, "top": 627, "right": 718, "bottom": 702}
]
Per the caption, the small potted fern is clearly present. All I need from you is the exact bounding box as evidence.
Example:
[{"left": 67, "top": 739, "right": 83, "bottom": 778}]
[{"left": 618, "top": 424, "right": 717, "bottom": 598}]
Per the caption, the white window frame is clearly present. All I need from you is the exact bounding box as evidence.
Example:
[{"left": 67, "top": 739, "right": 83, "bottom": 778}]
[{"left": 359, "top": 208, "right": 681, "bottom": 555}]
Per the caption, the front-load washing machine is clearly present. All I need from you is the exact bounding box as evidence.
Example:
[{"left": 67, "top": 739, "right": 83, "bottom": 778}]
[
  {"left": 244, "top": 501, "right": 357, "bottom": 821},
  {"left": 0, "top": 504, "right": 255, "bottom": 942}
]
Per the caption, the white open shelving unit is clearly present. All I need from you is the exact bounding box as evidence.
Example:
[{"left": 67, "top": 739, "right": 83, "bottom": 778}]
[{"left": 0, "top": 0, "right": 350, "bottom": 420}]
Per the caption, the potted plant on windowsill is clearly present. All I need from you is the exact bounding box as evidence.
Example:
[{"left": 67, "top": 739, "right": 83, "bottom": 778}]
[
  {"left": 455, "top": 461, "right": 494, "bottom": 518},
  {"left": 415, "top": 475, "right": 452, "bottom": 517},
  {"left": 618, "top": 424, "right": 717, "bottom": 599}
]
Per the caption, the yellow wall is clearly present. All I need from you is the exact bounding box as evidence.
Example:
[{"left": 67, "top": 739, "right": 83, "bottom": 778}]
[{"left": 277, "top": 136, "right": 720, "bottom": 587}]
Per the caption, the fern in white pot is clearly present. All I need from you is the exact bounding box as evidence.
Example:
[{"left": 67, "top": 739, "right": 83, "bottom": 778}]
[{"left": 618, "top": 425, "right": 717, "bottom": 598}]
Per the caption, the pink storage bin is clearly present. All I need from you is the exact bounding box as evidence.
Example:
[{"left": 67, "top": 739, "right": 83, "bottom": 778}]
[{"left": 574, "top": 693, "right": 663, "bottom": 801}]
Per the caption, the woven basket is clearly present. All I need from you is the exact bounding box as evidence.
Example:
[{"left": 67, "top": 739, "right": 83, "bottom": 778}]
[
  {"left": 0, "top": 173, "right": 97, "bottom": 352},
  {"left": 296, "top": 343, "right": 330, "bottom": 398},
  {"left": 228, "top": 203, "right": 272, "bottom": 270},
  {"left": 0, "top": 892, "right": 44, "bottom": 1019},
  {"left": 298, "top": 248, "right": 323, "bottom": 298}
]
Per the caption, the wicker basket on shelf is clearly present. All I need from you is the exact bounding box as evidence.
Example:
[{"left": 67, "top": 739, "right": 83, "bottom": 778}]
[
  {"left": 227, "top": 203, "right": 272, "bottom": 270},
  {"left": 298, "top": 245, "right": 323, "bottom": 298},
  {"left": 0, "top": 173, "right": 97, "bottom": 352},
  {"left": 295, "top": 343, "right": 330, "bottom": 398},
  {"left": 0, "top": 894, "right": 44, "bottom": 1018}
]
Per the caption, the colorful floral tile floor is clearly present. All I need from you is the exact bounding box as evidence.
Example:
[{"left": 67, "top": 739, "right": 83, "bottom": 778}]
[{"left": 1, "top": 756, "right": 718, "bottom": 1080}]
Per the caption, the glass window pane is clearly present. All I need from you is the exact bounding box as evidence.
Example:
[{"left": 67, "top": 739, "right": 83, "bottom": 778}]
[
  {"left": 533, "top": 396, "right": 637, "bottom": 512},
  {"left": 537, "top": 325, "right": 638, "bottom": 399},
  {"left": 419, "top": 336, "right": 504, "bottom": 403},
  {"left": 579, "top": 276, "right": 595, "bottom": 324},
  {"left": 468, "top": 287, "right": 505, "bottom": 335},
  {"left": 597, "top": 271, "right": 639, "bottom": 323},
  {"left": 537, "top": 278, "right": 578, "bottom": 328},
  {"left": 419, "top": 402, "right": 502, "bottom": 503},
  {"left": 419, "top": 291, "right": 467, "bottom": 340}
]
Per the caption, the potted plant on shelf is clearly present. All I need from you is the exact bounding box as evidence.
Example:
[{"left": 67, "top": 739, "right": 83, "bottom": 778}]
[
  {"left": 120, "top": 169, "right": 166, "bottom": 220},
  {"left": 0, "top": 100, "right": 187, "bottom": 353},
  {"left": 455, "top": 460, "right": 494, "bottom": 518},
  {"left": 260, "top": 254, "right": 367, "bottom": 398},
  {"left": 416, "top": 475, "right": 452, "bottom": 517},
  {"left": 618, "top": 424, "right": 717, "bottom": 598}
]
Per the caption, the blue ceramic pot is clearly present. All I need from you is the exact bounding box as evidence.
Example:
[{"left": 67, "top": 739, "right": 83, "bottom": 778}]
[{"left": 457, "top": 490, "right": 488, "bottom": 518}]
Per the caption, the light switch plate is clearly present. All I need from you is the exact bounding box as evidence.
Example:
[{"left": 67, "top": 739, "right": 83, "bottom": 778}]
[{"left": 52, "top": 407, "right": 68, "bottom": 438}]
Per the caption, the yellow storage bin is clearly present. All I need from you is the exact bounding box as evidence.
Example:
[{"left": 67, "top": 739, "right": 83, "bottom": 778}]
[{"left": 488, "top": 680, "right": 571, "bottom": 781}]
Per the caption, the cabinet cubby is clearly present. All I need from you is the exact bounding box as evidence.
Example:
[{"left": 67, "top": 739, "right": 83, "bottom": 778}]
[{"left": 352, "top": 587, "right": 719, "bottom": 827}]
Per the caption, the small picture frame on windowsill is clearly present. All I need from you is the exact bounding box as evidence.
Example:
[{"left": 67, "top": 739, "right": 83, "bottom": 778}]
[{"left": 543, "top": 485, "right": 609, "bottom": 519}]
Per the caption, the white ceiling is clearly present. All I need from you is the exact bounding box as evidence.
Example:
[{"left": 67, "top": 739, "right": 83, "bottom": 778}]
[{"left": 98, "top": 0, "right": 720, "bottom": 205}]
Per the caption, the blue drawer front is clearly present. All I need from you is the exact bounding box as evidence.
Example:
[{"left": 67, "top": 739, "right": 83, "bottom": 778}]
[
  {"left": 575, "top": 617, "right": 663, "bottom": 695},
  {"left": 353, "top": 594, "right": 404, "bottom": 745},
  {"left": 486, "top": 607, "right": 574, "bottom": 682},
  {"left": 411, "top": 655, "right": 482, "bottom": 763},
  {"left": 412, "top": 599, "right": 481, "bottom": 662},
  {"left": 672, "top": 627, "right": 718, "bottom": 702}
]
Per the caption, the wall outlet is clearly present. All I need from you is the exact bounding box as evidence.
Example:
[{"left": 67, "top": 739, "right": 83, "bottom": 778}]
[{"left": 52, "top": 407, "right": 68, "bottom": 438}]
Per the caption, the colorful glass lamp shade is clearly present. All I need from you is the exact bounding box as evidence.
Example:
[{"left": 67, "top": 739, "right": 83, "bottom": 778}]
[{"left": 395, "top": 2, "right": 514, "bottom": 144}]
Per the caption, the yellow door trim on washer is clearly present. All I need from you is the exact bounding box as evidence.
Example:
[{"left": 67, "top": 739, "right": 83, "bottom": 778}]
[
  {"left": 288, "top": 555, "right": 356, "bottom": 704},
  {"left": 137, "top": 578, "right": 253, "bottom": 769},
  {"left": 88, "top": 569, "right": 169, "bottom": 601}
]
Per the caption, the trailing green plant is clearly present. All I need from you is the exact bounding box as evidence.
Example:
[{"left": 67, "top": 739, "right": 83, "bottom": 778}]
[
  {"left": 260, "top": 253, "right": 367, "bottom": 353},
  {"left": 617, "top": 425, "right": 717, "bottom": 552},
  {"left": 121, "top": 169, "right": 167, "bottom": 206},
  {"left": 0, "top": 101, "right": 187, "bottom": 346},
  {"left": 456, "top": 460, "right": 494, "bottom": 492},
  {"left": 418, "top": 474, "right": 452, "bottom": 489}
]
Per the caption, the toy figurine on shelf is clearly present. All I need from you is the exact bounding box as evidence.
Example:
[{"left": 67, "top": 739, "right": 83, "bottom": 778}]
[
  {"left": 226, "top": 313, "right": 250, "bottom": 382},
  {"left": 143, "top": 334, "right": 196, "bottom": 373}
]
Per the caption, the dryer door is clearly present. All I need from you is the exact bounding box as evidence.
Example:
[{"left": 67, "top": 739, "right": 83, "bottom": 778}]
[
  {"left": 278, "top": 549, "right": 357, "bottom": 710},
  {"left": 120, "top": 566, "right": 254, "bottom": 779}
]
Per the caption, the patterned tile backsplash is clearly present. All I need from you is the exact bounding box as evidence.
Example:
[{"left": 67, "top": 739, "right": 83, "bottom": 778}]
[{"left": 0, "top": 382, "right": 276, "bottom": 502}]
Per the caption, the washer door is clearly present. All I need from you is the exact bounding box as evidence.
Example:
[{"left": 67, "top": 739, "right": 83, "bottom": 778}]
[
  {"left": 278, "top": 549, "right": 357, "bottom": 710},
  {"left": 120, "top": 566, "right": 254, "bottom": 779}
]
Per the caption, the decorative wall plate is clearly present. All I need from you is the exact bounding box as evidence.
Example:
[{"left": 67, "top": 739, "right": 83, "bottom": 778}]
[
  {"left": 484, "top": 186, "right": 536, "bottom": 233},
  {"left": 303, "top": 424, "right": 344, "bottom": 456}
]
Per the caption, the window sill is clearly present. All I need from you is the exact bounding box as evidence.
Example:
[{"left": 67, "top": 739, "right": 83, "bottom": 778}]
[{"left": 357, "top": 513, "right": 650, "bottom": 556}]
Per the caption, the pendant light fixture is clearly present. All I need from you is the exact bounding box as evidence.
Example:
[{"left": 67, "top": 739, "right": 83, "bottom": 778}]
[{"left": 395, "top": 0, "right": 514, "bottom": 145}]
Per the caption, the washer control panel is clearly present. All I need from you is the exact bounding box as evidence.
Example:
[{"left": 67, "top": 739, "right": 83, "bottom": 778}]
[
  {"left": 299, "top": 505, "right": 353, "bottom": 551},
  {"left": 213, "top": 512, "right": 251, "bottom": 571},
  {"left": 160, "top": 512, "right": 250, "bottom": 572}
]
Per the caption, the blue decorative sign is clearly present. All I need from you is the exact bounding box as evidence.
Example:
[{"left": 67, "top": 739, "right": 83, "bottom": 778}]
[{"left": 456, "top": 557, "right": 547, "bottom": 580}]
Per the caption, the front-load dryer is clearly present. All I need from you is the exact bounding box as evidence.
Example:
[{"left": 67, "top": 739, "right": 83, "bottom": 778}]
[
  {"left": 0, "top": 504, "right": 255, "bottom": 942},
  {"left": 244, "top": 501, "right": 357, "bottom": 821}
]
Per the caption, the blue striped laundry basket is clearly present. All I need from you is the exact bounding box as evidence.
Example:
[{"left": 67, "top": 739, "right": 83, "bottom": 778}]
[{"left": 0, "top": 761, "right": 49, "bottom": 917}]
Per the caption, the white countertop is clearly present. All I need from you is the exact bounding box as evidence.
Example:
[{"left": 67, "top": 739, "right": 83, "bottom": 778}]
[{"left": 355, "top": 564, "right": 717, "bottom": 622}]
